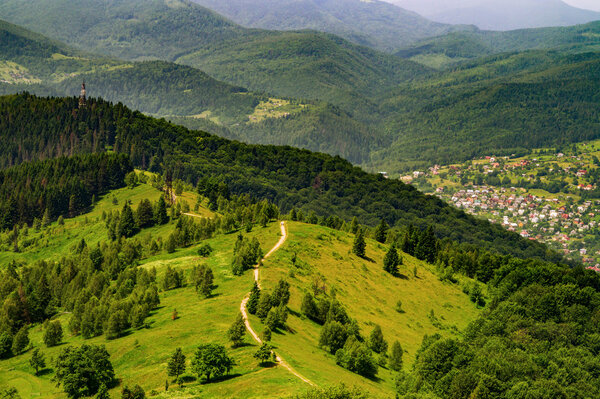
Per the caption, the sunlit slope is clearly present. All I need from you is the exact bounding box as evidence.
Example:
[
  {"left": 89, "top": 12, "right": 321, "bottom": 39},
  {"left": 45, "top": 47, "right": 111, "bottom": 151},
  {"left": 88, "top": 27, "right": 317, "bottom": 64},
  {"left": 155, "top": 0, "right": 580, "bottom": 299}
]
[{"left": 254, "top": 221, "right": 480, "bottom": 397}]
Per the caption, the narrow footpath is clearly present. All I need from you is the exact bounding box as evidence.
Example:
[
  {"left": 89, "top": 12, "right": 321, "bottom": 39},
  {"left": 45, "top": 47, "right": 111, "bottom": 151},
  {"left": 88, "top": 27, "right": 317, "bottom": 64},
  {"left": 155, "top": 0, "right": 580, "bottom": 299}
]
[{"left": 240, "top": 221, "right": 315, "bottom": 386}]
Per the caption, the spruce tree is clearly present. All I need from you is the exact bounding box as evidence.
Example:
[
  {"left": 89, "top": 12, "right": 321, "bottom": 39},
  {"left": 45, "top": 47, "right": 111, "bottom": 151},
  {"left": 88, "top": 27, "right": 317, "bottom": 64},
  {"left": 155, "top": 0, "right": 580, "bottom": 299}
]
[
  {"left": 349, "top": 217, "right": 359, "bottom": 234},
  {"left": 41, "top": 208, "right": 50, "bottom": 228},
  {"left": 118, "top": 203, "right": 138, "bottom": 238},
  {"left": 383, "top": 243, "right": 401, "bottom": 276},
  {"left": 352, "top": 228, "right": 366, "bottom": 258},
  {"left": 368, "top": 325, "right": 388, "bottom": 354},
  {"left": 389, "top": 341, "right": 403, "bottom": 371},
  {"left": 227, "top": 313, "right": 246, "bottom": 348},
  {"left": 374, "top": 219, "right": 389, "bottom": 243},
  {"left": 155, "top": 196, "right": 169, "bottom": 225},
  {"left": 247, "top": 282, "right": 260, "bottom": 315},
  {"left": 167, "top": 347, "right": 186, "bottom": 383}
]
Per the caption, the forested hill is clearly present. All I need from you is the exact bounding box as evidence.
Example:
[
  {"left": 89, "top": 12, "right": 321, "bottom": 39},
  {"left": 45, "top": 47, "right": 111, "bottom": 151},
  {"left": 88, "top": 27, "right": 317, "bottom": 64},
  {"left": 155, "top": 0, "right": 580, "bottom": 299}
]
[
  {"left": 0, "top": 93, "right": 559, "bottom": 262},
  {"left": 190, "top": 0, "right": 471, "bottom": 53}
]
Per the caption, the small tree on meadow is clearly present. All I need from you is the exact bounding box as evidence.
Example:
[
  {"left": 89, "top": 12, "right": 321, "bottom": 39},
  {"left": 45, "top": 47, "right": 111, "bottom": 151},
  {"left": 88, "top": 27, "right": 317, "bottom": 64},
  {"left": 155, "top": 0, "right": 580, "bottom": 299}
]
[
  {"left": 43, "top": 320, "right": 63, "bottom": 347},
  {"left": 383, "top": 243, "right": 401, "bottom": 276},
  {"left": 227, "top": 313, "right": 246, "bottom": 348},
  {"left": 254, "top": 343, "right": 273, "bottom": 366},
  {"left": 167, "top": 348, "right": 186, "bottom": 385},
  {"left": 389, "top": 341, "right": 403, "bottom": 371},
  {"left": 29, "top": 348, "right": 46, "bottom": 375},
  {"left": 154, "top": 196, "right": 169, "bottom": 225},
  {"left": 247, "top": 282, "right": 261, "bottom": 315},
  {"left": 352, "top": 228, "right": 366, "bottom": 258},
  {"left": 191, "top": 344, "right": 235, "bottom": 382}
]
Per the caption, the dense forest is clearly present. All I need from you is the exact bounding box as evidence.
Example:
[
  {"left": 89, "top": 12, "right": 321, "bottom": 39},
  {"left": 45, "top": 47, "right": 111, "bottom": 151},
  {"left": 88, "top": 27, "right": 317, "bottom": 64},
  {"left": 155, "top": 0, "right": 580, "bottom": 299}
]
[
  {"left": 0, "top": 93, "right": 558, "bottom": 262},
  {"left": 0, "top": 153, "right": 131, "bottom": 230}
]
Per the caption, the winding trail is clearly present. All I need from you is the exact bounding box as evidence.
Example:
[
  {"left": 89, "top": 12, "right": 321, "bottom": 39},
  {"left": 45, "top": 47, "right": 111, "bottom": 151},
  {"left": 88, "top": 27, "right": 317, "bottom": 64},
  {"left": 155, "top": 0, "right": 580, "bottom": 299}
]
[{"left": 240, "top": 221, "right": 315, "bottom": 386}]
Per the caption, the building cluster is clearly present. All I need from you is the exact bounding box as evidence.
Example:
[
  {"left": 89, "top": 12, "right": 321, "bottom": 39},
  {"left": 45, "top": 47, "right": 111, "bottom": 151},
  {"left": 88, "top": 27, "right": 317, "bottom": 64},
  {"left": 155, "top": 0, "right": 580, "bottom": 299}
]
[{"left": 445, "top": 186, "right": 600, "bottom": 267}]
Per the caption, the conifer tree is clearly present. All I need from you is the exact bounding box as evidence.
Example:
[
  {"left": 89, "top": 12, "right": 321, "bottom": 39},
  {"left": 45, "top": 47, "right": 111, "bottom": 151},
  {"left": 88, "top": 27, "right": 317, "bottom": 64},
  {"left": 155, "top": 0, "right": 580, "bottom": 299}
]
[
  {"left": 41, "top": 208, "right": 50, "bottom": 228},
  {"left": 155, "top": 196, "right": 169, "bottom": 225},
  {"left": 374, "top": 219, "right": 389, "bottom": 243},
  {"left": 389, "top": 341, "right": 403, "bottom": 371},
  {"left": 167, "top": 347, "right": 186, "bottom": 384},
  {"left": 349, "top": 217, "right": 359, "bottom": 234},
  {"left": 383, "top": 243, "right": 401, "bottom": 276},
  {"left": 118, "top": 203, "right": 138, "bottom": 238},
  {"left": 12, "top": 325, "right": 29, "bottom": 355},
  {"left": 352, "top": 228, "right": 366, "bottom": 258},
  {"left": 227, "top": 313, "right": 246, "bottom": 348},
  {"left": 368, "top": 325, "right": 388, "bottom": 354},
  {"left": 247, "top": 282, "right": 260, "bottom": 315}
]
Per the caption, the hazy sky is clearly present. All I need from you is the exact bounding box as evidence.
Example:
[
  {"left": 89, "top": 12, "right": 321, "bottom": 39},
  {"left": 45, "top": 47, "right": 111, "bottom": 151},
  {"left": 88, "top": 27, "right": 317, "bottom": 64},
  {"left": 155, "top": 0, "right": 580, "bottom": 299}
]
[{"left": 553, "top": 0, "right": 600, "bottom": 11}]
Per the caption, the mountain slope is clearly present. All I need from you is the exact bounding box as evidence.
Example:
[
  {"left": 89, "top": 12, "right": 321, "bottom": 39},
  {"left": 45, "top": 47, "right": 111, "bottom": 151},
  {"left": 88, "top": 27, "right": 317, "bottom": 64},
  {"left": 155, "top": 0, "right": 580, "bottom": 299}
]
[
  {"left": 397, "top": 21, "right": 600, "bottom": 68},
  {"left": 371, "top": 51, "right": 600, "bottom": 171},
  {"left": 0, "top": 0, "right": 430, "bottom": 121},
  {"left": 0, "top": 92, "right": 558, "bottom": 261},
  {"left": 389, "top": 0, "right": 600, "bottom": 31},
  {"left": 190, "top": 0, "right": 471, "bottom": 52},
  {"left": 0, "top": 19, "right": 378, "bottom": 163}
]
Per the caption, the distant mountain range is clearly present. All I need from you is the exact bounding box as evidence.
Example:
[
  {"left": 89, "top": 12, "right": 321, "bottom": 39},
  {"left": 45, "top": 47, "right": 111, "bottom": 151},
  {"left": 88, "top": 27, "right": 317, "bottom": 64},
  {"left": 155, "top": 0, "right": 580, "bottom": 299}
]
[
  {"left": 189, "top": 0, "right": 473, "bottom": 52},
  {"left": 387, "top": 0, "right": 600, "bottom": 31}
]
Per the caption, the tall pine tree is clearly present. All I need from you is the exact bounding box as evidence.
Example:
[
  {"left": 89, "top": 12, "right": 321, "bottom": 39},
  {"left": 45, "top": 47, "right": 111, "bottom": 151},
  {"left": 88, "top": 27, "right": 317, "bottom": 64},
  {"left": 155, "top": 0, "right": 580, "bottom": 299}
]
[{"left": 352, "top": 228, "right": 366, "bottom": 258}]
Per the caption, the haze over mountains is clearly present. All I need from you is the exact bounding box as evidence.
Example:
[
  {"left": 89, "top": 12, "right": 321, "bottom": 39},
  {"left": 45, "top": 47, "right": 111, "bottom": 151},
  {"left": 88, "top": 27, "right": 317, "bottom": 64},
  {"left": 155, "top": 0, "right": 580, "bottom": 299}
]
[
  {"left": 189, "top": 0, "right": 473, "bottom": 52},
  {"left": 3, "top": 0, "right": 600, "bottom": 174},
  {"left": 388, "top": 0, "right": 600, "bottom": 30}
]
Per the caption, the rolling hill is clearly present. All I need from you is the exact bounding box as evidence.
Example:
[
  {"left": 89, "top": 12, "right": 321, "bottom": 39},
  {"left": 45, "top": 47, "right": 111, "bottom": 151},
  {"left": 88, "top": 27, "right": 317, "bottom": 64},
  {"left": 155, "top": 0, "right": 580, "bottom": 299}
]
[
  {"left": 0, "top": 19, "right": 380, "bottom": 163},
  {"left": 0, "top": 0, "right": 430, "bottom": 122},
  {"left": 189, "top": 0, "right": 472, "bottom": 53}
]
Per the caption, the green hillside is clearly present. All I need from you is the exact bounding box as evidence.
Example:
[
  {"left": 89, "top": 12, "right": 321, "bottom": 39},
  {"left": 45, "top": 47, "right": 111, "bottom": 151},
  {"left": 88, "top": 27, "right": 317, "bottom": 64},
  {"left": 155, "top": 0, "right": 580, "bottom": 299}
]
[
  {"left": 0, "top": 93, "right": 557, "bottom": 261},
  {"left": 397, "top": 21, "right": 600, "bottom": 68},
  {"left": 0, "top": 19, "right": 379, "bottom": 163},
  {"left": 0, "top": 0, "right": 430, "bottom": 121},
  {"left": 0, "top": 167, "right": 480, "bottom": 398}
]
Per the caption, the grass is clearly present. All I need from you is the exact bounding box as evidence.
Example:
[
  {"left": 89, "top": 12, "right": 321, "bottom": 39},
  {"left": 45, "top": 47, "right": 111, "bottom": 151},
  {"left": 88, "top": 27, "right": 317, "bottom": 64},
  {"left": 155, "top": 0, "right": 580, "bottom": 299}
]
[
  {"left": 248, "top": 98, "right": 306, "bottom": 124},
  {"left": 0, "top": 194, "right": 480, "bottom": 398}
]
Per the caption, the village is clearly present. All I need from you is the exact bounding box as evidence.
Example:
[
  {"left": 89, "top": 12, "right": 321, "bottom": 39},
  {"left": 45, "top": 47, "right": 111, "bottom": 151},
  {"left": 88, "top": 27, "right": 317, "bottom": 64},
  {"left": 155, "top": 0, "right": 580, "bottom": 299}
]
[{"left": 405, "top": 141, "right": 600, "bottom": 270}]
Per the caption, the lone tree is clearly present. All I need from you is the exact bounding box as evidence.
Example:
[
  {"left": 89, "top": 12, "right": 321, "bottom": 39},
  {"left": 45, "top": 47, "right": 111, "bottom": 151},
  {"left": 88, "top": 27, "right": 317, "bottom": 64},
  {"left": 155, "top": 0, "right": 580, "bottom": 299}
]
[
  {"left": 383, "top": 243, "right": 401, "bottom": 276},
  {"left": 352, "top": 228, "right": 366, "bottom": 258},
  {"left": 121, "top": 385, "right": 145, "bottom": 399},
  {"left": 29, "top": 348, "right": 46, "bottom": 375},
  {"left": 12, "top": 325, "right": 30, "bottom": 355},
  {"left": 191, "top": 344, "right": 235, "bottom": 382},
  {"left": 254, "top": 343, "right": 273, "bottom": 366},
  {"left": 374, "top": 219, "right": 389, "bottom": 243},
  {"left": 227, "top": 313, "right": 247, "bottom": 348},
  {"left": 43, "top": 320, "right": 63, "bottom": 347},
  {"left": 389, "top": 341, "right": 403, "bottom": 371},
  {"left": 167, "top": 348, "right": 186, "bottom": 385}
]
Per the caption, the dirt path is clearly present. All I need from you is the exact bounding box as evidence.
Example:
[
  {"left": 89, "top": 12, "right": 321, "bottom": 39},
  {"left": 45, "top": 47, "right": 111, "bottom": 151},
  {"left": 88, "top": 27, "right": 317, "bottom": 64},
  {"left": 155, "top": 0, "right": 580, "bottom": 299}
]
[{"left": 240, "top": 222, "right": 315, "bottom": 386}]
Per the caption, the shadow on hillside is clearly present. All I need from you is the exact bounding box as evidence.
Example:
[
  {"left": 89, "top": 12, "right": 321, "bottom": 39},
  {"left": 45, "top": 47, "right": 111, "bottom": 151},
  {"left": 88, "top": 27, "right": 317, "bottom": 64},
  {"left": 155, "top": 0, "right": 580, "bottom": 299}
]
[
  {"left": 202, "top": 373, "right": 242, "bottom": 385},
  {"left": 395, "top": 273, "right": 409, "bottom": 280},
  {"left": 37, "top": 368, "right": 53, "bottom": 377},
  {"left": 258, "top": 361, "right": 277, "bottom": 368},
  {"left": 180, "top": 375, "right": 197, "bottom": 383},
  {"left": 233, "top": 342, "right": 255, "bottom": 349},
  {"left": 360, "top": 255, "right": 376, "bottom": 263}
]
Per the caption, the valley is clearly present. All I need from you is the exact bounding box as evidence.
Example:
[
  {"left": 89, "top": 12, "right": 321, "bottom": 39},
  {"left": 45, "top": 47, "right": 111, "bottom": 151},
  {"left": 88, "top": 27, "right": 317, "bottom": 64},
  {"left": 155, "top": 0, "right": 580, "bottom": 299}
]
[{"left": 1, "top": 1, "right": 600, "bottom": 398}]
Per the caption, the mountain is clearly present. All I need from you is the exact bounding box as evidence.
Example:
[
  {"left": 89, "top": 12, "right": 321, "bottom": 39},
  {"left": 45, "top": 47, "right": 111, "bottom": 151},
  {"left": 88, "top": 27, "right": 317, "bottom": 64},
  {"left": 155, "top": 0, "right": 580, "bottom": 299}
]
[
  {"left": 370, "top": 50, "right": 600, "bottom": 171},
  {"left": 388, "top": 0, "right": 600, "bottom": 31},
  {"left": 0, "top": 0, "right": 429, "bottom": 123},
  {"left": 0, "top": 19, "right": 380, "bottom": 163},
  {"left": 397, "top": 20, "right": 600, "bottom": 68},
  {"left": 189, "top": 0, "right": 473, "bottom": 52}
]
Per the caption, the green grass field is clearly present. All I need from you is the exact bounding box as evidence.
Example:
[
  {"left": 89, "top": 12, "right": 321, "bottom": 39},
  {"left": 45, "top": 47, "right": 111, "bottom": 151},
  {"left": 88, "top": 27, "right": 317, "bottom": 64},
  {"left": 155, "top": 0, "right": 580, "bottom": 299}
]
[{"left": 0, "top": 185, "right": 481, "bottom": 398}]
